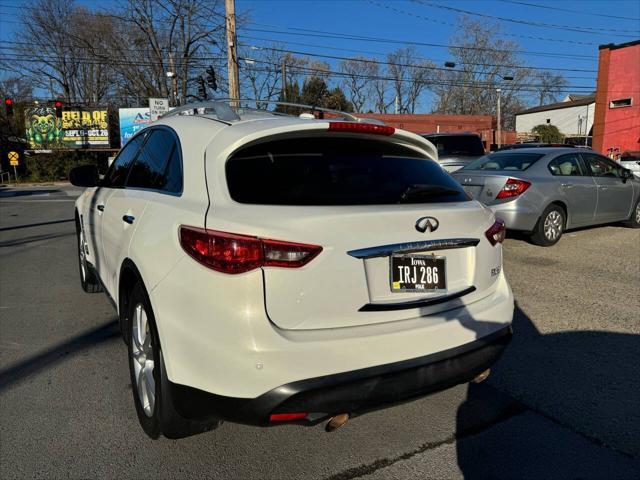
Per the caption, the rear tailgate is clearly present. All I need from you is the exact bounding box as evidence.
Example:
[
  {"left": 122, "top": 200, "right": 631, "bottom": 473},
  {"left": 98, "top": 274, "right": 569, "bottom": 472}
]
[
  {"left": 208, "top": 124, "right": 502, "bottom": 331},
  {"left": 453, "top": 172, "right": 513, "bottom": 204}
]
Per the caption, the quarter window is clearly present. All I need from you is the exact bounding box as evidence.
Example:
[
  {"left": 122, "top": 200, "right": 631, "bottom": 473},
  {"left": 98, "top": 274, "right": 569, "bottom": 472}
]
[
  {"left": 126, "top": 128, "right": 182, "bottom": 193},
  {"left": 548, "top": 154, "right": 584, "bottom": 176}
]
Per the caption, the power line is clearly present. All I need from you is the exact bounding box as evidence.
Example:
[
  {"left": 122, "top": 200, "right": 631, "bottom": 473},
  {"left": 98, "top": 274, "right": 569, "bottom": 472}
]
[
  {"left": 497, "top": 0, "right": 640, "bottom": 22},
  {"left": 243, "top": 25, "right": 598, "bottom": 60},
  {"left": 368, "top": 0, "right": 600, "bottom": 46},
  {"left": 237, "top": 34, "right": 598, "bottom": 75},
  {"left": 239, "top": 43, "right": 596, "bottom": 85},
  {"left": 411, "top": 0, "right": 640, "bottom": 36}
]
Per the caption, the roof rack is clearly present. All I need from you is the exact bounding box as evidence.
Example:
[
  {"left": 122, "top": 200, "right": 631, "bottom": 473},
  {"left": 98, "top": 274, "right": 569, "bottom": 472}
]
[{"left": 161, "top": 98, "right": 384, "bottom": 125}]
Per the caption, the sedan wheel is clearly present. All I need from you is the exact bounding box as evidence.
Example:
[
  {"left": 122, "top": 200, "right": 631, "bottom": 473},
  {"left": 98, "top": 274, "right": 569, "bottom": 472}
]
[
  {"left": 131, "top": 303, "right": 156, "bottom": 418},
  {"left": 531, "top": 205, "right": 565, "bottom": 246},
  {"left": 543, "top": 210, "right": 563, "bottom": 242}
]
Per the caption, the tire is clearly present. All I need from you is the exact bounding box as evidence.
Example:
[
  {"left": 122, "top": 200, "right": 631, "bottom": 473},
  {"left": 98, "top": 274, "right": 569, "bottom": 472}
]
[
  {"left": 530, "top": 204, "right": 565, "bottom": 247},
  {"left": 76, "top": 220, "right": 102, "bottom": 293},
  {"left": 126, "top": 281, "right": 216, "bottom": 439},
  {"left": 623, "top": 199, "right": 640, "bottom": 228}
]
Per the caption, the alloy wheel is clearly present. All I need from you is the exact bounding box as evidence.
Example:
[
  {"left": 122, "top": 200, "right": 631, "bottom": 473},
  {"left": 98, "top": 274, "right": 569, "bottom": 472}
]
[
  {"left": 131, "top": 303, "right": 155, "bottom": 417},
  {"left": 543, "top": 210, "right": 563, "bottom": 241}
]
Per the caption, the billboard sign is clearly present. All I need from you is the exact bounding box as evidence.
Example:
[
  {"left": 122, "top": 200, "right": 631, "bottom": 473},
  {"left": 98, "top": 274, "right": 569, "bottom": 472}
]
[
  {"left": 118, "top": 108, "right": 150, "bottom": 146},
  {"left": 149, "top": 98, "right": 169, "bottom": 121},
  {"left": 59, "top": 108, "right": 110, "bottom": 148}
]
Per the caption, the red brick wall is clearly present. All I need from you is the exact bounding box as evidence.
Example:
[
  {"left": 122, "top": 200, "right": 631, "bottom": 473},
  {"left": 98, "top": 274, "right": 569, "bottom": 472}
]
[
  {"left": 354, "top": 113, "right": 514, "bottom": 152},
  {"left": 593, "top": 43, "right": 640, "bottom": 154}
]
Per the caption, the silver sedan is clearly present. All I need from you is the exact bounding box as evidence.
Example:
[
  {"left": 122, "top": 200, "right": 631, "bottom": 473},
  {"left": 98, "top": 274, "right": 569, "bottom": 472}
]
[{"left": 452, "top": 147, "right": 640, "bottom": 246}]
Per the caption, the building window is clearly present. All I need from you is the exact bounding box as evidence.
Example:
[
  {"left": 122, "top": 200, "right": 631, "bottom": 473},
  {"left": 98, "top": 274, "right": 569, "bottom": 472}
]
[{"left": 609, "top": 98, "right": 632, "bottom": 108}]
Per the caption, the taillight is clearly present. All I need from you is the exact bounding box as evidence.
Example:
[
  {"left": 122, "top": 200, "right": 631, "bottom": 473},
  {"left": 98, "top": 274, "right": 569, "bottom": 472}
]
[
  {"left": 179, "top": 226, "right": 322, "bottom": 274},
  {"left": 328, "top": 121, "right": 395, "bottom": 136},
  {"left": 495, "top": 178, "right": 531, "bottom": 200},
  {"left": 485, "top": 219, "right": 506, "bottom": 246}
]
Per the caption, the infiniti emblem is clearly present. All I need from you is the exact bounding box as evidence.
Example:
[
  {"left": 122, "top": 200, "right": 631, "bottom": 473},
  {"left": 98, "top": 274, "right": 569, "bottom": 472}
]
[{"left": 415, "top": 216, "right": 439, "bottom": 233}]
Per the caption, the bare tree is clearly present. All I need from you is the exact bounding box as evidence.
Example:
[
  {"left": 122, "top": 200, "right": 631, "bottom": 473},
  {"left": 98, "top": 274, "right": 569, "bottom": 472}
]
[
  {"left": 429, "top": 16, "right": 538, "bottom": 129},
  {"left": 240, "top": 45, "right": 285, "bottom": 108},
  {"left": 535, "top": 71, "right": 568, "bottom": 106},
  {"left": 338, "top": 56, "right": 379, "bottom": 112},
  {"left": 386, "top": 47, "right": 435, "bottom": 114}
]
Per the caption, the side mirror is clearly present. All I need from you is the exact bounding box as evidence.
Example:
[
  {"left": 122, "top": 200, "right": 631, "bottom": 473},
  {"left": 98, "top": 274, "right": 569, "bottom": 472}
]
[
  {"left": 621, "top": 169, "right": 634, "bottom": 182},
  {"left": 69, "top": 164, "right": 99, "bottom": 187}
]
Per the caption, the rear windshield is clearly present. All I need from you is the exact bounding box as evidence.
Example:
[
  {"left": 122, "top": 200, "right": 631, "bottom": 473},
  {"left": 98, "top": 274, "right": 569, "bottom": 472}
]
[
  {"left": 462, "top": 152, "right": 545, "bottom": 171},
  {"left": 226, "top": 137, "right": 469, "bottom": 205},
  {"left": 422, "top": 135, "right": 484, "bottom": 157}
]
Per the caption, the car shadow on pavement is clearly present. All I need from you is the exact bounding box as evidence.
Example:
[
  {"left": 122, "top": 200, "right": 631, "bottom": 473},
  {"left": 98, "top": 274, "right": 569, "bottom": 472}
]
[
  {"left": 0, "top": 218, "right": 75, "bottom": 232},
  {"left": 0, "top": 320, "right": 120, "bottom": 392},
  {"left": 455, "top": 305, "right": 640, "bottom": 478}
]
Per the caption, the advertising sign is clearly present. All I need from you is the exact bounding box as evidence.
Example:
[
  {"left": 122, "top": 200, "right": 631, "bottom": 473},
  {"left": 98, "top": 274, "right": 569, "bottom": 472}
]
[
  {"left": 25, "top": 107, "right": 110, "bottom": 149},
  {"left": 149, "top": 98, "right": 169, "bottom": 121},
  {"left": 60, "top": 108, "right": 110, "bottom": 148},
  {"left": 24, "top": 107, "right": 63, "bottom": 149},
  {"left": 118, "top": 108, "right": 150, "bottom": 146}
]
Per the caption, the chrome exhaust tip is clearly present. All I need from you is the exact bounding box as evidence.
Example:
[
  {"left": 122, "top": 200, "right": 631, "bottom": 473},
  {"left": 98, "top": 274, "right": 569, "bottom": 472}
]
[
  {"left": 326, "top": 413, "right": 350, "bottom": 432},
  {"left": 472, "top": 368, "right": 491, "bottom": 384}
]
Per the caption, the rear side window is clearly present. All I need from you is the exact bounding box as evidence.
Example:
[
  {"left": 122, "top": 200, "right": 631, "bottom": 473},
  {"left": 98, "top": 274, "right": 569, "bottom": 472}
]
[
  {"left": 226, "top": 137, "right": 469, "bottom": 205},
  {"left": 548, "top": 154, "right": 585, "bottom": 176},
  {"left": 422, "top": 135, "right": 484, "bottom": 157},
  {"left": 127, "top": 128, "right": 182, "bottom": 193},
  {"left": 463, "top": 152, "right": 544, "bottom": 171}
]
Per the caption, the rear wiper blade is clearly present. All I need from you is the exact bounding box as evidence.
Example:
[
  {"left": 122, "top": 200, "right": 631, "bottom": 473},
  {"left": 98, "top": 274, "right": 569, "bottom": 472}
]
[{"left": 398, "top": 184, "right": 461, "bottom": 203}]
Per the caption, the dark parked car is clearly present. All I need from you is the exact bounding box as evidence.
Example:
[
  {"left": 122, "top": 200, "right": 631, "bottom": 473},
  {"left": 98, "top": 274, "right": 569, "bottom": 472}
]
[{"left": 421, "top": 133, "right": 485, "bottom": 172}]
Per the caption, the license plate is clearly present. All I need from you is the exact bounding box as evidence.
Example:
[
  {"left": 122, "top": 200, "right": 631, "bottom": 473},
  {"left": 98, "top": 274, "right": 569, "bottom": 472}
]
[{"left": 390, "top": 255, "right": 446, "bottom": 292}]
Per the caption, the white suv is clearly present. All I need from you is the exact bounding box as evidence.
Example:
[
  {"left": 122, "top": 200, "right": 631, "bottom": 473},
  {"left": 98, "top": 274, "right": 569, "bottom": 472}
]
[{"left": 71, "top": 102, "right": 514, "bottom": 439}]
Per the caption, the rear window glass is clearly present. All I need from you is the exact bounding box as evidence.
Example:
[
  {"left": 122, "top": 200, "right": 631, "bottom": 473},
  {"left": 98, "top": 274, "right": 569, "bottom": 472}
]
[
  {"left": 422, "top": 135, "right": 484, "bottom": 157},
  {"left": 226, "top": 137, "right": 469, "bottom": 205},
  {"left": 462, "top": 152, "right": 544, "bottom": 171}
]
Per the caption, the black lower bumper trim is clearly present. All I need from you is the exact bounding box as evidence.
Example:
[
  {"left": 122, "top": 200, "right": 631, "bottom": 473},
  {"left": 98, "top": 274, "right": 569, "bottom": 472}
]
[{"left": 168, "top": 325, "right": 512, "bottom": 426}]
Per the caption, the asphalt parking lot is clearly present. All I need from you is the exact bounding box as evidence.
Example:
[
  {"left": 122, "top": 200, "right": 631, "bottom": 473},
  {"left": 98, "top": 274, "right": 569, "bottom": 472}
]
[{"left": 1, "top": 185, "right": 639, "bottom": 479}]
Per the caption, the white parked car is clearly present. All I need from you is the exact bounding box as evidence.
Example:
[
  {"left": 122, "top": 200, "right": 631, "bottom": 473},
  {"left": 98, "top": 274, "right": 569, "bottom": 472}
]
[{"left": 71, "top": 102, "right": 514, "bottom": 439}]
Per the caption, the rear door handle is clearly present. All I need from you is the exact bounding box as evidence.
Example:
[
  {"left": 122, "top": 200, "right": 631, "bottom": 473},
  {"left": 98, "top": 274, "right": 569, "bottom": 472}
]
[
  {"left": 97, "top": 204, "right": 105, "bottom": 212},
  {"left": 122, "top": 215, "right": 135, "bottom": 224},
  {"left": 561, "top": 183, "right": 573, "bottom": 188}
]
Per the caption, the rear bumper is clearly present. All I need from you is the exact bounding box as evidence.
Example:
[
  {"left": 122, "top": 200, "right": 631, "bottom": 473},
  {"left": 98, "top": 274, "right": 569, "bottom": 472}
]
[
  {"left": 489, "top": 200, "right": 540, "bottom": 231},
  {"left": 167, "top": 325, "right": 512, "bottom": 426}
]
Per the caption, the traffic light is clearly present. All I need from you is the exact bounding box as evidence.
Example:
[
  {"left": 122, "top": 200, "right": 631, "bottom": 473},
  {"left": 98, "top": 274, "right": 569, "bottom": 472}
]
[
  {"left": 55, "top": 100, "right": 63, "bottom": 118},
  {"left": 4, "top": 98, "right": 13, "bottom": 116},
  {"left": 206, "top": 66, "right": 217, "bottom": 91},
  {"left": 197, "top": 76, "right": 208, "bottom": 100}
]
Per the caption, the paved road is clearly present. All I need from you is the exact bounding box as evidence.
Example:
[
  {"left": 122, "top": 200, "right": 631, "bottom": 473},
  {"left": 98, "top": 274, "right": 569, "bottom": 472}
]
[{"left": 1, "top": 185, "right": 639, "bottom": 479}]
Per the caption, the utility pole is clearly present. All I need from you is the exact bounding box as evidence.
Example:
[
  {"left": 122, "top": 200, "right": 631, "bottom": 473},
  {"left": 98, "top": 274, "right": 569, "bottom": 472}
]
[
  {"left": 225, "top": 0, "right": 240, "bottom": 104},
  {"left": 496, "top": 88, "right": 502, "bottom": 148},
  {"left": 281, "top": 59, "right": 287, "bottom": 101},
  {"left": 584, "top": 103, "right": 590, "bottom": 146}
]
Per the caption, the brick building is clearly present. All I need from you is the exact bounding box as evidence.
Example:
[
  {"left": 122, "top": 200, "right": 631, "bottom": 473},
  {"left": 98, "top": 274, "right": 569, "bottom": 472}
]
[
  {"left": 592, "top": 40, "right": 640, "bottom": 155},
  {"left": 354, "top": 113, "right": 516, "bottom": 151}
]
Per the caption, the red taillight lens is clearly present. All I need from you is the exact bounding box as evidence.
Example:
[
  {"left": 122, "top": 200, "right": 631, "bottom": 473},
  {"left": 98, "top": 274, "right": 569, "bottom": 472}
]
[
  {"left": 496, "top": 178, "right": 531, "bottom": 200},
  {"left": 328, "top": 121, "right": 395, "bottom": 136},
  {"left": 179, "top": 226, "right": 322, "bottom": 274},
  {"left": 269, "top": 412, "right": 308, "bottom": 422},
  {"left": 485, "top": 219, "right": 506, "bottom": 246}
]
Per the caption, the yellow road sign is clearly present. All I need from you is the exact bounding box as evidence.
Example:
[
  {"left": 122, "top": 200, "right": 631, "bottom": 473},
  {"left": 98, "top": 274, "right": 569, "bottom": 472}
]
[{"left": 8, "top": 151, "right": 19, "bottom": 166}]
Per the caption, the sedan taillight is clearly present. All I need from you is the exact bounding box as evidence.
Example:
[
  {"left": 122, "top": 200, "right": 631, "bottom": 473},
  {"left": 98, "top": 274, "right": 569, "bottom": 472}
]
[
  {"left": 485, "top": 219, "right": 506, "bottom": 246},
  {"left": 496, "top": 178, "right": 531, "bottom": 200},
  {"left": 179, "top": 226, "right": 322, "bottom": 274}
]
